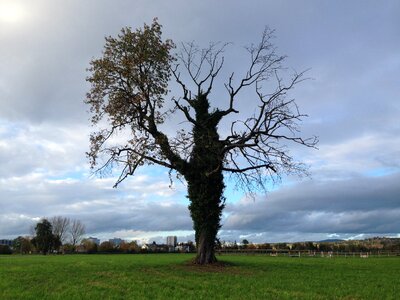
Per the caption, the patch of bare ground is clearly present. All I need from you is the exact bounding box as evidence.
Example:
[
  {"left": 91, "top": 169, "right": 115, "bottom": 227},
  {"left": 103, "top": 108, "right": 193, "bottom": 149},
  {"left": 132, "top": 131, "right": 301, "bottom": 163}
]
[{"left": 180, "top": 259, "right": 249, "bottom": 274}]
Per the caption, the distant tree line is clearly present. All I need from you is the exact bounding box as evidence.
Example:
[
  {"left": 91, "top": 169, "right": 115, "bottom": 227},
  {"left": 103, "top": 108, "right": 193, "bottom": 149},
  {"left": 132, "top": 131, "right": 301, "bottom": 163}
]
[
  {"left": 76, "top": 240, "right": 196, "bottom": 254},
  {"left": 76, "top": 240, "right": 141, "bottom": 254},
  {"left": 1, "top": 215, "right": 195, "bottom": 255},
  {"left": 0, "top": 244, "right": 12, "bottom": 254},
  {"left": 6, "top": 216, "right": 86, "bottom": 255},
  {"left": 216, "top": 238, "right": 400, "bottom": 252}
]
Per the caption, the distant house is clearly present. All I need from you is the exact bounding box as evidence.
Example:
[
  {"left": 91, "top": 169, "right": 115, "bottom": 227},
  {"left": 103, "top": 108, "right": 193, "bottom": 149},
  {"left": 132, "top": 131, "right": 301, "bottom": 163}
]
[
  {"left": 175, "top": 244, "right": 191, "bottom": 253},
  {"left": 222, "top": 241, "right": 235, "bottom": 248},
  {"left": 109, "top": 238, "right": 124, "bottom": 247},
  {"left": 142, "top": 241, "right": 169, "bottom": 252},
  {"left": 166, "top": 236, "right": 177, "bottom": 247},
  {"left": 0, "top": 239, "right": 13, "bottom": 247},
  {"left": 166, "top": 236, "right": 177, "bottom": 252},
  {"left": 86, "top": 237, "right": 100, "bottom": 245}
]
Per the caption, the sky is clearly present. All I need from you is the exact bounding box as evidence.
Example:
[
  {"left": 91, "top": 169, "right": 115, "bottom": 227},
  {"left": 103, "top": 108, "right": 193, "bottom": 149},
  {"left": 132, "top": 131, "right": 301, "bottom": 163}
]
[{"left": 0, "top": 0, "right": 399, "bottom": 244}]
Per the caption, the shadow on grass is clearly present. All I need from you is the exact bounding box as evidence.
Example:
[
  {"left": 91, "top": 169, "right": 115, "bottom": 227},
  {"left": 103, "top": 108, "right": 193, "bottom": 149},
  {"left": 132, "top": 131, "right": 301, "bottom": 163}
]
[{"left": 177, "top": 257, "right": 248, "bottom": 274}]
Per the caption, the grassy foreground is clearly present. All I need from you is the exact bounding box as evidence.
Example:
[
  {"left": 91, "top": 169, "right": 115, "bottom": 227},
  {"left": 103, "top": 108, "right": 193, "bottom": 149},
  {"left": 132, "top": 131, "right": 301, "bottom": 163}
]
[{"left": 0, "top": 254, "right": 399, "bottom": 299}]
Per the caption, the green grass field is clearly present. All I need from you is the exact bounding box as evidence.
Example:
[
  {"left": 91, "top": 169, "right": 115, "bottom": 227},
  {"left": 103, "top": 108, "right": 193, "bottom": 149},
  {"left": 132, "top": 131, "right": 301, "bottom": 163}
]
[{"left": 1, "top": 254, "right": 399, "bottom": 299}]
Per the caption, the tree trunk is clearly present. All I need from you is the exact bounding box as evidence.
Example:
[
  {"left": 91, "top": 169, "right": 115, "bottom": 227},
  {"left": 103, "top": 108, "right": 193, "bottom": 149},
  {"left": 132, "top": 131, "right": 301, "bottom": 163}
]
[
  {"left": 187, "top": 172, "right": 225, "bottom": 264},
  {"left": 196, "top": 228, "right": 218, "bottom": 264},
  {"left": 185, "top": 93, "right": 225, "bottom": 265}
]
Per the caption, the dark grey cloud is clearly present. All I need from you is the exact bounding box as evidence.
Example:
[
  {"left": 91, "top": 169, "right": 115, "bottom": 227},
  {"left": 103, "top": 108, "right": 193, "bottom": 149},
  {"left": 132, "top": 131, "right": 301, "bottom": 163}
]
[
  {"left": 223, "top": 173, "right": 400, "bottom": 234},
  {"left": 80, "top": 203, "right": 191, "bottom": 234}
]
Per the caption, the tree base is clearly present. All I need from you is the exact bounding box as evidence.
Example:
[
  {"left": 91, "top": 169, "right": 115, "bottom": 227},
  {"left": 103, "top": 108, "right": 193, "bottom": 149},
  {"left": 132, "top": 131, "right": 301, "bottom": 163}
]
[
  {"left": 193, "top": 254, "right": 218, "bottom": 265},
  {"left": 185, "top": 258, "right": 231, "bottom": 272}
]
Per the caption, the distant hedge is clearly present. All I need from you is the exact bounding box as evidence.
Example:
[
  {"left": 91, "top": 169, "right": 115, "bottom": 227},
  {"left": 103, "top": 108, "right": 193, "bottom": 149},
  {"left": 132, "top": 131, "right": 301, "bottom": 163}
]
[{"left": 0, "top": 245, "right": 12, "bottom": 254}]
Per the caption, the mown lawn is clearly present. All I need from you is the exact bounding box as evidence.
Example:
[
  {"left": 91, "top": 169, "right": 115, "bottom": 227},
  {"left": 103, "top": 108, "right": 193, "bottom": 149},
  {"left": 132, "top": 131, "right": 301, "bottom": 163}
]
[{"left": 0, "top": 253, "right": 399, "bottom": 299}]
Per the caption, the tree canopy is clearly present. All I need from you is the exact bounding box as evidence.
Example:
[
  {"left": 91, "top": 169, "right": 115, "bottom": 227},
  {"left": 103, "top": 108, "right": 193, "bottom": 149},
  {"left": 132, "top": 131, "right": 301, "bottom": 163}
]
[{"left": 32, "top": 219, "right": 57, "bottom": 255}]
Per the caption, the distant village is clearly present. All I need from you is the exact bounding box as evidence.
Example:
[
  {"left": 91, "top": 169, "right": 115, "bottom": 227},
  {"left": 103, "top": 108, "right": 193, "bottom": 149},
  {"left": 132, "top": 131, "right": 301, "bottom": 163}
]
[
  {"left": 217, "top": 237, "right": 400, "bottom": 253},
  {"left": 0, "top": 235, "right": 195, "bottom": 254},
  {"left": 1, "top": 235, "right": 400, "bottom": 255},
  {"left": 74, "top": 235, "right": 196, "bottom": 254}
]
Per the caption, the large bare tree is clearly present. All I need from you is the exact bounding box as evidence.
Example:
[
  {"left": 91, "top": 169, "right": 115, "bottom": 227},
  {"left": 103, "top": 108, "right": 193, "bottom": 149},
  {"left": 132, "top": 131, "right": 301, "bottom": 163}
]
[
  {"left": 70, "top": 219, "right": 85, "bottom": 248},
  {"left": 85, "top": 20, "right": 317, "bottom": 264},
  {"left": 50, "top": 216, "right": 70, "bottom": 244}
]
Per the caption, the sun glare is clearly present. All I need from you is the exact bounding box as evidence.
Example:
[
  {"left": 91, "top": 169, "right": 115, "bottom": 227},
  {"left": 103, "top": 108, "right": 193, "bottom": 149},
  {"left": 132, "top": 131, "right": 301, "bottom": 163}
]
[{"left": 0, "top": 2, "right": 26, "bottom": 23}]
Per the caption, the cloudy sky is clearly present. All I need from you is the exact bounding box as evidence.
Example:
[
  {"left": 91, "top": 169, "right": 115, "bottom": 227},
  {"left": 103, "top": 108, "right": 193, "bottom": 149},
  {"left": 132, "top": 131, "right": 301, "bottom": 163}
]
[{"left": 1, "top": 0, "right": 399, "bottom": 244}]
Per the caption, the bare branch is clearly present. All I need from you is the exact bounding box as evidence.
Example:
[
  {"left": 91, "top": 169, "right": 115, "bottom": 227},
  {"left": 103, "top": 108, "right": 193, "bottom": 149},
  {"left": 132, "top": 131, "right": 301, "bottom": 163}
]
[
  {"left": 174, "top": 98, "right": 197, "bottom": 125},
  {"left": 215, "top": 27, "right": 318, "bottom": 192},
  {"left": 222, "top": 164, "right": 276, "bottom": 173},
  {"left": 175, "top": 42, "right": 228, "bottom": 97},
  {"left": 70, "top": 219, "right": 85, "bottom": 247}
]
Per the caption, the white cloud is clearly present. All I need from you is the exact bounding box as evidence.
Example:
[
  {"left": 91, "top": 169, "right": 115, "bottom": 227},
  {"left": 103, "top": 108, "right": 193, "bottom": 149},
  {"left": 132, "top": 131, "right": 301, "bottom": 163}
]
[
  {"left": 294, "top": 133, "right": 400, "bottom": 181},
  {"left": 0, "top": 121, "right": 90, "bottom": 178}
]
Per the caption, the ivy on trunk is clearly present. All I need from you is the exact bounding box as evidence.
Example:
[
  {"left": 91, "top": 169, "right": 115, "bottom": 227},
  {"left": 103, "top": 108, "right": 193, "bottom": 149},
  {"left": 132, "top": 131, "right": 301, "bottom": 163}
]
[{"left": 185, "top": 93, "right": 225, "bottom": 264}]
